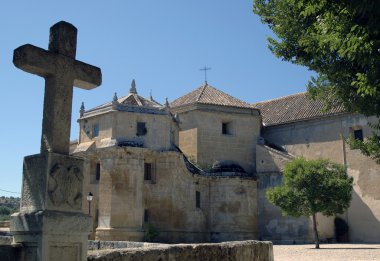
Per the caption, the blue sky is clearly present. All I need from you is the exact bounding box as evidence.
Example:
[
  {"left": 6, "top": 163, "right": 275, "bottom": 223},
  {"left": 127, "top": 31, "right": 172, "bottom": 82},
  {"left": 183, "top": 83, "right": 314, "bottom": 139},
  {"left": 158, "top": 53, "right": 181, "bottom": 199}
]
[{"left": 0, "top": 1, "right": 314, "bottom": 196}]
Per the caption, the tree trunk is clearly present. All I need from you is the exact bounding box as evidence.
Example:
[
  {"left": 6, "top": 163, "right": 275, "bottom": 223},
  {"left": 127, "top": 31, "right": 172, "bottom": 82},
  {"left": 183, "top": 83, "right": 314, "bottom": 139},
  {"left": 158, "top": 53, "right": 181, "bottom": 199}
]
[{"left": 312, "top": 213, "right": 320, "bottom": 249}]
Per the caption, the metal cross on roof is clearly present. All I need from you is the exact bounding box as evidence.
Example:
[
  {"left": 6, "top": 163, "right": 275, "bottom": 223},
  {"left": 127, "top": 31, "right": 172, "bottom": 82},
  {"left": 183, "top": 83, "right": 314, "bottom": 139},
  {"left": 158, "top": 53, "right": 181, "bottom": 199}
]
[{"left": 200, "top": 66, "right": 211, "bottom": 84}]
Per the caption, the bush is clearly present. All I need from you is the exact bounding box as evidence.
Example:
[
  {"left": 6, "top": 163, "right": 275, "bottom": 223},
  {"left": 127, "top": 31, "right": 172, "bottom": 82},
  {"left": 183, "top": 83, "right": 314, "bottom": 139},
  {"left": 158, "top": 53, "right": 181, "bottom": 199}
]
[
  {"left": 144, "top": 224, "right": 160, "bottom": 242},
  {"left": 0, "top": 206, "right": 11, "bottom": 216}
]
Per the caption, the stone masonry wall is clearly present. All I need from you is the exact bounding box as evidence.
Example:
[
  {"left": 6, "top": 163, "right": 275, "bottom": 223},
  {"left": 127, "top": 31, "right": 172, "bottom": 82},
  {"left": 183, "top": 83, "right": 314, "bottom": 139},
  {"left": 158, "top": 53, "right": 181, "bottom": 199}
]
[
  {"left": 176, "top": 107, "right": 260, "bottom": 173},
  {"left": 262, "top": 114, "right": 380, "bottom": 242},
  {"left": 87, "top": 240, "right": 273, "bottom": 261},
  {"left": 0, "top": 239, "right": 274, "bottom": 261},
  {"left": 82, "top": 145, "right": 258, "bottom": 243}
]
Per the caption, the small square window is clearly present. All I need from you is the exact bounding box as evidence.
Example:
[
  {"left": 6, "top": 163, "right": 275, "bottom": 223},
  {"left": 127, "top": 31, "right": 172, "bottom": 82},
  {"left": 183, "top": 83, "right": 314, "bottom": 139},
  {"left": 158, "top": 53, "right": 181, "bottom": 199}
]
[
  {"left": 137, "top": 122, "right": 147, "bottom": 136},
  {"left": 354, "top": 129, "right": 363, "bottom": 141},
  {"left": 144, "top": 163, "right": 152, "bottom": 181},
  {"left": 196, "top": 191, "right": 201, "bottom": 209},
  {"left": 222, "top": 122, "right": 232, "bottom": 135},
  {"left": 93, "top": 124, "right": 99, "bottom": 137}
]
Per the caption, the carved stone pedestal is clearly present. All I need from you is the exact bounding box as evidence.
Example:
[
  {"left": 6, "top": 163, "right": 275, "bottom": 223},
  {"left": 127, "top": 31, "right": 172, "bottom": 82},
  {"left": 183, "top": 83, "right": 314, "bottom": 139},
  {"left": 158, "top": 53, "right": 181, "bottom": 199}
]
[{"left": 10, "top": 153, "right": 91, "bottom": 261}]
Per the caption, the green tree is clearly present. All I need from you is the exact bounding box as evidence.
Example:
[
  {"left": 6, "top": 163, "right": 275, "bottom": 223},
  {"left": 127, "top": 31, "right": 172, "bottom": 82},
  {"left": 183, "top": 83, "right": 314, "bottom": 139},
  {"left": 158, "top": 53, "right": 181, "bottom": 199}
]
[
  {"left": 253, "top": 0, "right": 380, "bottom": 162},
  {"left": 267, "top": 158, "right": 353, "bottom": 248}
]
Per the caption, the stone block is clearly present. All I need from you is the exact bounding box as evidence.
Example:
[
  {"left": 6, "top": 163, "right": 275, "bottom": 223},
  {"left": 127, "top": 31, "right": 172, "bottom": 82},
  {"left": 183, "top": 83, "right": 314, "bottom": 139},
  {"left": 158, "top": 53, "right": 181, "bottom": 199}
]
[
  {"left": 11, "top": 210, "right": 91, "bottom": 261},
  {"left": 87, "top": 240, "right": 274, "bottom": 261},
  {"left": 20, "top": 153, "right": 84, "bottom": 213}
]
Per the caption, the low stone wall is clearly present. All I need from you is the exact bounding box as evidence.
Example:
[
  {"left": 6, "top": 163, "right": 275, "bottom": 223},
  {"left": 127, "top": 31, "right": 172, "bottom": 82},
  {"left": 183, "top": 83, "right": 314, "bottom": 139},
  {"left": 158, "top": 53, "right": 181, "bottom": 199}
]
[
  {"left": 0, "top": 221, "right": 10, "bottom": 228},
  {"left": 88, "top": 240, "right": 273, "bottom": 261},
  {"left": 88, "top": 240, "right": 157, "bottom": 250},
  {"left": 0, "top": 237, "right": 273, "bottom": 261},
  {"left": 0, "top": 236, "right": 12, "bottom": 245}
]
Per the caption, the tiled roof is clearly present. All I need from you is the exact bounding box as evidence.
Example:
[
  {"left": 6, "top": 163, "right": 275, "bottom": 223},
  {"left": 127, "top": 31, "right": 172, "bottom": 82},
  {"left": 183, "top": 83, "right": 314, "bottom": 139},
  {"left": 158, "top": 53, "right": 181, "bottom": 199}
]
[
  {"left": 253, "top": 92, "right": 347, "bottom": 126},
  {"left": 170, "top": 84, "right": 254, "bottom": 109},
  {"left": 118, "top": 93, "right": 162, "bottom": 108},
  {"left": 86, "top": 93, "right": 162, "bottom": 112}
]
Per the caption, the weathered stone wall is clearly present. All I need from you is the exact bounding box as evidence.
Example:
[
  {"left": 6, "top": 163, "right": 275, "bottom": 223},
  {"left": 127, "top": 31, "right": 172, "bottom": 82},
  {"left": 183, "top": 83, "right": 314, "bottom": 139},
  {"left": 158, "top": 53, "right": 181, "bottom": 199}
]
[
  {"left": 79, "top": 111, "right": 174, "bottom": 151},
  {"left": 174, "top": 106, "right": 260, "bottom": 173},
  {"left": 87, "top": 240, "right": 273, "bottom": 261},
  {"left": 257, "top": 172, "right": 311, "bottom": 242},
  {"left": 262, "top": 114, "right": 380, "bottom": 242},
  {"left": 76, "top": 144, "right": 258, "bottom": 243},
  {"left": 178, "top": 128, "right": 198, "bottom": 162},
  {"left": 209, "top": 178, "right": 258, "bottom": 242},
  {"left": 256, "top": 145, "right": 311, "bottom": 242},
  {"left": 0, "top": 239, "right": 273, "bottom": 261}
]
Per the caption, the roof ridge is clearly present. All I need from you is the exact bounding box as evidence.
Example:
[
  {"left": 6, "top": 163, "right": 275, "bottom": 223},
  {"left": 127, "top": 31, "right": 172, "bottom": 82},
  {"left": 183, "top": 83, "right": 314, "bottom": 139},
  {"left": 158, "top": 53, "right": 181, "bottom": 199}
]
[
  {"left": 196, "top": 84, "right": 207, "bottom": 102},
  {"left": 133, "top": 94, "right": 143, "bottom": 106},
  {"left": 253, "top": 92, "right": 307, "bottom": 105}
]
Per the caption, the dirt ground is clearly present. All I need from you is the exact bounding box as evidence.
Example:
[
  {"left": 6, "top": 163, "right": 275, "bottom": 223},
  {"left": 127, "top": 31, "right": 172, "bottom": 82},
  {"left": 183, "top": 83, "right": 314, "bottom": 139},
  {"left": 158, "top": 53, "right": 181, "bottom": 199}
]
[{"left": 274, "top": 244, "right": 380, "bottom": 261}]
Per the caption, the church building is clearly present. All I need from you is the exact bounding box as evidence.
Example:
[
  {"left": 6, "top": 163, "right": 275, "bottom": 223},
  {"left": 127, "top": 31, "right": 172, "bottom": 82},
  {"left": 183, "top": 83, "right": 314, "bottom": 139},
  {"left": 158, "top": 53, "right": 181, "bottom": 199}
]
[{"left": 71, "top": 80, "right": 380, "bottom": 243}]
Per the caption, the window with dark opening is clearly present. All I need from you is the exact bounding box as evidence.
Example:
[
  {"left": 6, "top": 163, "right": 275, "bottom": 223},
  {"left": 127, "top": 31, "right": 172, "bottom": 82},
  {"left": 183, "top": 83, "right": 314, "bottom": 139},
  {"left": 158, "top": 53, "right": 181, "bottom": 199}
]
[
  {"left": 93, "top": 124, "right": 99, "bottom": 137},
  {"left": 222, "top": 122, "right": 231, "bottom": 135},
  {"left": 95, "top": 163, "right": 100, "bottom": 181},
  {"left": 95, "top": 209, "right": 99, "bottom": 224},
  {"left": 354, "top": 129, "right": 364, "bottom": 141},
  {"left": 137, "top": 122, "right": 147, "bottom": 136},
  {"left": 144, "top": 163, "right": 152, "bottom": 181},
  {"left": 196, "top": 191, "right": 201, "bottom": 209},
  {"left": 144, "top": 209, "right": 149, "bottom": 223}
]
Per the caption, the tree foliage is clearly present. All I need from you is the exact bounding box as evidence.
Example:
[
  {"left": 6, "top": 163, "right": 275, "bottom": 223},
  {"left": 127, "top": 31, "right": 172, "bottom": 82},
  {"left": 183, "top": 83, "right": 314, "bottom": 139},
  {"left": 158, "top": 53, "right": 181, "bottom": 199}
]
[
  {"left": 266, "top": 158, "right": 353, "bottom": 248},
  {"left": 0, "top": 196, "right": 20, "bottom": 221},
  {"left": 253, "top": 0, "right": 380, "bottom": 161}
]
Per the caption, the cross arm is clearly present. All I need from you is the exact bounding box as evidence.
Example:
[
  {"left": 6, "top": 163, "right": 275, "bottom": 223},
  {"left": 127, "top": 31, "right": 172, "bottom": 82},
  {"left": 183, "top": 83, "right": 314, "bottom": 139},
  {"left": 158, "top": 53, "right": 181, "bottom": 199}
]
[
  {"left": 73, "top": 61, "right": 102, "bottom": 90},
  {"left": 13, "top": 44, "right": 56, "bottom": 77}
]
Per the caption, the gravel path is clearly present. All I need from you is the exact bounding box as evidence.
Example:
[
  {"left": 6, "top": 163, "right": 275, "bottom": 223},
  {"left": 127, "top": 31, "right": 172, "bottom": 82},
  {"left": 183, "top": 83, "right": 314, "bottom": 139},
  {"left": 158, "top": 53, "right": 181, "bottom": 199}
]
[{"left": 274, "top": 244, "right": 380, "bottom": 261}]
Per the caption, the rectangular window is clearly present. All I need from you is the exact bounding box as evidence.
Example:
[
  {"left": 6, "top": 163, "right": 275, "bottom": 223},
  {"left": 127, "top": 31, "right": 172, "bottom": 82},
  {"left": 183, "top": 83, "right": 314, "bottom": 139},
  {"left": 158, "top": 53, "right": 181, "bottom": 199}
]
[
  {"left": 196, "top": 191, "right": 201, "bottom": 209},
  {"left": 144, "top": 209, "right": 149, "bottom": 223},
  {"left": 93, "top": 124, "right": 99, "bottom": 137},
  {"left": 222, "top": 122, "right": 231, "bottom": 135},
  {"left": 354, "top": 129, "right": 363, "bottom": 141},
  {"left": 95, "top": 163, "right": 100, "bottom": 181},
  {"left": 137, "top": 122, "right": 147, "bottom": 136},
  {"left": 144, "top": 163, "right": 152, "bottom": 181}
]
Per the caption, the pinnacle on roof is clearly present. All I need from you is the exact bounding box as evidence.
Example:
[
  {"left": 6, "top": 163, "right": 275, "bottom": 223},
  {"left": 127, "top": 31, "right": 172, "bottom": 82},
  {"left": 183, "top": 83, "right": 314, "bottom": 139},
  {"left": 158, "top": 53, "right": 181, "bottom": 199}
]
[
  {"left": 130, "top": 79, "right": 137, "bottom": 94},
  {"left": 79, "top": 102, "right": 85, "bottom": 117},
  {"left": 170, "top": 83, "right": 253, "bottom": 109},
  {"left": 113, "top": 92, "right": 118, "bottom": 103}
]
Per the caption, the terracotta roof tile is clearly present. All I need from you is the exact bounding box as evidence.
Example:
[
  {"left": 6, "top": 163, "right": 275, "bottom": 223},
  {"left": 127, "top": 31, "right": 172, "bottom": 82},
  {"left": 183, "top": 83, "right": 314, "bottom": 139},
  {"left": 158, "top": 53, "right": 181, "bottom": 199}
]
[
  {"left": 170, "top": 84, "right": 253, "bottom": 109},
  {"left": 253, "top": 92, "right": 346, "bottom": 126},
  {"left": 86, "top": 93, "right": 162, "bottom": 113}
]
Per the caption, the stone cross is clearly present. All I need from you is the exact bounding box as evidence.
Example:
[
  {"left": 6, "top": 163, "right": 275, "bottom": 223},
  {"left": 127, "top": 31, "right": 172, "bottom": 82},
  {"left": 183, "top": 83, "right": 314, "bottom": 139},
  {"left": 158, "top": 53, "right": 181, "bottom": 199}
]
[{"left": 13, "top": 21, "right": 102, "bottom": 155}]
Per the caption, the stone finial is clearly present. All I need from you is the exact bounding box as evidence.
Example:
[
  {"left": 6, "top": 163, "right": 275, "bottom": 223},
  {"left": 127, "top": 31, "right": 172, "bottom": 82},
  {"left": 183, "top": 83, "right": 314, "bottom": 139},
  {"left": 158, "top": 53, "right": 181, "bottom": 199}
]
[
  {"left": 150, "top": 90, "right": 153, "bottom": 101},
  {"left": 113, "top": 92, "right": 118, "bottom": 103},
  {"left": 130, "top": 79, "right": 137, "bottom": 94},
  {"left": 165, "top": 97, "right": 170, "bottom": 108},
  {"left": 80, "top": 102, "right": 85, "bottom": 117},
  {"left": 112, "top": 92, "right": 119, "bottom": 109}
]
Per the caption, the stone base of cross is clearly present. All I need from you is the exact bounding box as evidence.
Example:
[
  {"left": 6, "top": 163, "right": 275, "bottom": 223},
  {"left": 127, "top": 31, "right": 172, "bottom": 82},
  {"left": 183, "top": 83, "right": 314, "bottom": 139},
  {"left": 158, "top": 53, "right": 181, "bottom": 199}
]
[
  {"left": 10, "top": 21, "right": 101, "bottom": 261},
  {"left": 11, "top": 153, "right": 92, "bottom": 261}
]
